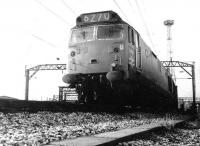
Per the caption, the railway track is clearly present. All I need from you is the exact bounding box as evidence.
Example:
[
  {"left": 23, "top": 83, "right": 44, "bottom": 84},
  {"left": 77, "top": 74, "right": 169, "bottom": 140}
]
[
  {"left": 0, "top": 99, "right": 77, "bottom": 113},
  {"left": 0, "top": 99, "right": 176, "bottom": 113},
  {"left": 0, "top": 99, "right": 133, "bottom": 113}
]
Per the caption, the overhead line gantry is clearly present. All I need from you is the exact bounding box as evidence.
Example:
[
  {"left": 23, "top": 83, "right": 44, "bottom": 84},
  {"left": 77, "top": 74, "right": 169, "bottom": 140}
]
[
  {"left": 162, "top": 61, "right": 196, "bottom": 112},
  {"left": 25, "top": 64, "right": 66, "bottom": 101}
]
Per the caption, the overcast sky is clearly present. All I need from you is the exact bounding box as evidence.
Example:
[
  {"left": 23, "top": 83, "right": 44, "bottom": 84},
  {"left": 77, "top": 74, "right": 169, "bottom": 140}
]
[{"left": 0, "top": 0, "right": 199, "bottom": 100}]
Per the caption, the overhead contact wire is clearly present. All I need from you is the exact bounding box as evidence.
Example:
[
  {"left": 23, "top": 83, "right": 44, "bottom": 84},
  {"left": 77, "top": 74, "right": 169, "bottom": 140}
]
[
  {"left": 32, "top": 34, "right": 58, "bottom": 48},
  {"left": 62, "top": 0, "right": 77, "bottom": 16},
  {"left": 133, "top": 0, "right": 156, "bottom": 51},
  {"left": 113, "top": 0, "right": 131, "bottom": 24},
  {"left": 34, "top": 0, "right": 72, "bottom": 26}
]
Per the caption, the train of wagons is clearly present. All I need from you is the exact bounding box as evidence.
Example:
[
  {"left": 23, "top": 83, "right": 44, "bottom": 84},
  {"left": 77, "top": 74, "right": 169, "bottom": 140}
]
[{"left": 62, "top": 11, "right": 178, "bottom": 109}]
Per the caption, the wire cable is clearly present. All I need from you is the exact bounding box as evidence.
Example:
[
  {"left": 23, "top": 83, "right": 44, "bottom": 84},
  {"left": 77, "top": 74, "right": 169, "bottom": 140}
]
[
  {"left": 113, "top": 0, "right": 131, "bottom": 24},
  {"left": 32, "top": 34, "right": 58, "bottom": 48},
  {"left": 62, "top": 0, "right": 77, "bottom": 16},
  {"left": 127, "top": 0, "right": 136, "bottom": 14},
  {"left": 34, "top": 0, "right": 72, "bottom": 26},
  {"left": 131, "top": 0, "right": 156, "bottom": 51}
]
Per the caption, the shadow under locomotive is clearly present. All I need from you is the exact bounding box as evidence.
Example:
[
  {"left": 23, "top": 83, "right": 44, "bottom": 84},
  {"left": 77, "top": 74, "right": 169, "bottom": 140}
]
[{"left": 62, "top": 71, "right": 177, "bottom": 110}]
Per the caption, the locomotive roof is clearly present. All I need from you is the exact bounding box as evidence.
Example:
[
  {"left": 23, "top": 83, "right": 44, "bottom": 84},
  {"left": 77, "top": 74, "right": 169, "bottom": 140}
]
[{"left": 75, "top": 10, "right": 127, "bottom": 28}]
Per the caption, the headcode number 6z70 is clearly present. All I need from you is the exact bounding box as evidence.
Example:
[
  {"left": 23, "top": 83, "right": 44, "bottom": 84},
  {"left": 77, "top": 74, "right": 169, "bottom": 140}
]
[{"left": 83, "top": 13, "right": 110, "bottom": 23}]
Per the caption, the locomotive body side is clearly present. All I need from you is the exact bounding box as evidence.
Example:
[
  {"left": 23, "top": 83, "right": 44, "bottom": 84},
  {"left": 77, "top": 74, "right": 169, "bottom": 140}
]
[{"left": 126, "top": 26, "right": 177, "bottom": 108}]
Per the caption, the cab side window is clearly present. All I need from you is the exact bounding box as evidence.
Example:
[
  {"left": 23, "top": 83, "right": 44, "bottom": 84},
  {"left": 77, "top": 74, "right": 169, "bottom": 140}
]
[
  {"left": 128, "top": 26, "right": 132, "bottom": 43},
  {"left": 128, "top": 26, "right": 136, "bottom": 46},
  {"left": 131, "top": 29, "right": 135, "bottom": 45},
  {"left": 135, "top": 33, "right": 140, "bottom": 48}
]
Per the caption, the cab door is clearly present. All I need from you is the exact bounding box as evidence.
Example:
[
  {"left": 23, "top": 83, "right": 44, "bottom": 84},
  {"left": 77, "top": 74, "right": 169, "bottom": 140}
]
[
  {"left": 127, "top": 26, "right": 136, "bottom": 79},
  {"left": 135, "top": 32, "right": 142, "bottom": 70}
]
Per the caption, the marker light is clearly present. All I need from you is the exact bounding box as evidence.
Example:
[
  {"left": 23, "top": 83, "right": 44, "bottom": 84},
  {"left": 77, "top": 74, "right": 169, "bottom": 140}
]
[
  {"left": 111, "top": 63, "right": 117, "bottom": 67},
  {"left": 71, "top": 51, "right": 76, "bottom": 57}
]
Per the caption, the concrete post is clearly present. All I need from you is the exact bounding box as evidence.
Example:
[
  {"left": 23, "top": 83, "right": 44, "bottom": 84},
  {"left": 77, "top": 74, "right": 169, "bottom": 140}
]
[
  {"left": 192, "top": 62, "right": 196, "bottom": 113},
  {"left": 25, "top": 69, "right": 29, "bottom": 101}
]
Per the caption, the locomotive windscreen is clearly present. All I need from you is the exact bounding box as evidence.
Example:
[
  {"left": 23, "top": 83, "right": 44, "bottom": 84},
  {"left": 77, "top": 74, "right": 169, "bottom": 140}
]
[
  {"left": 70, "top": 24, "right": 123, "bottom": 43},
  {"left": 70, "top": 26, "right": 95, "bottom": 43},
  {"left": 76, "top": 11, "right": 122, "bottom": 26},
  {"left": 97, "top": 25, "right": 123, "bottom": 39}
]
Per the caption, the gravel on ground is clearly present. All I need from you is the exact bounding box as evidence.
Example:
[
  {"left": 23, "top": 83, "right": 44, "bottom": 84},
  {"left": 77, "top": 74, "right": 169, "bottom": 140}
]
[
  {"left": 0, "top": 111, "right": 183, "bottom": 145},
  {"left": 117, "top": 120, "right": 200, "bottom": 146}
]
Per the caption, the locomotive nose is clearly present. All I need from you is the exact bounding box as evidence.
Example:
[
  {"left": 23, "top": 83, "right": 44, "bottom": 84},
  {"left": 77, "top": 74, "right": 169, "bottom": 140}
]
[{"left": 62, "top": 74, "right": 77, "bottom": 84}]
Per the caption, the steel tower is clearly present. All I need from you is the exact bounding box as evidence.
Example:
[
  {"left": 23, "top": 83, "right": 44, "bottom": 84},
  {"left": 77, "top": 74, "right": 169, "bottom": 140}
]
[{"left": 164, "top": 20, "right": 175, "bottom": 80}]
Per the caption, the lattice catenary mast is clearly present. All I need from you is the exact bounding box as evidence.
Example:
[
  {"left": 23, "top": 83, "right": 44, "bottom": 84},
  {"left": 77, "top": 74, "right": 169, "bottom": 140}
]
[{"left": 164, "top": 20, "right": 175, "bottom": 80}]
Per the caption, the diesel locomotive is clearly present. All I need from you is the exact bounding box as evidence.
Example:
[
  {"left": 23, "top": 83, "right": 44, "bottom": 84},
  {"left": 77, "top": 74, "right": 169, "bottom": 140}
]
[{"left": 62, "top": 11, "right": 178, "bottom": 109}]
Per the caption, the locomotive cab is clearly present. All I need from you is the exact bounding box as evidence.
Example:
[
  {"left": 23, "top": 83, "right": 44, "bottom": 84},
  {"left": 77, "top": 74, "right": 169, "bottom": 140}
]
[
  {"left": 62, "top": 11, "right": 132, "bottom": 103},
  {"left": 63, "top": 11, "right": 130, "bottom": 85}
]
